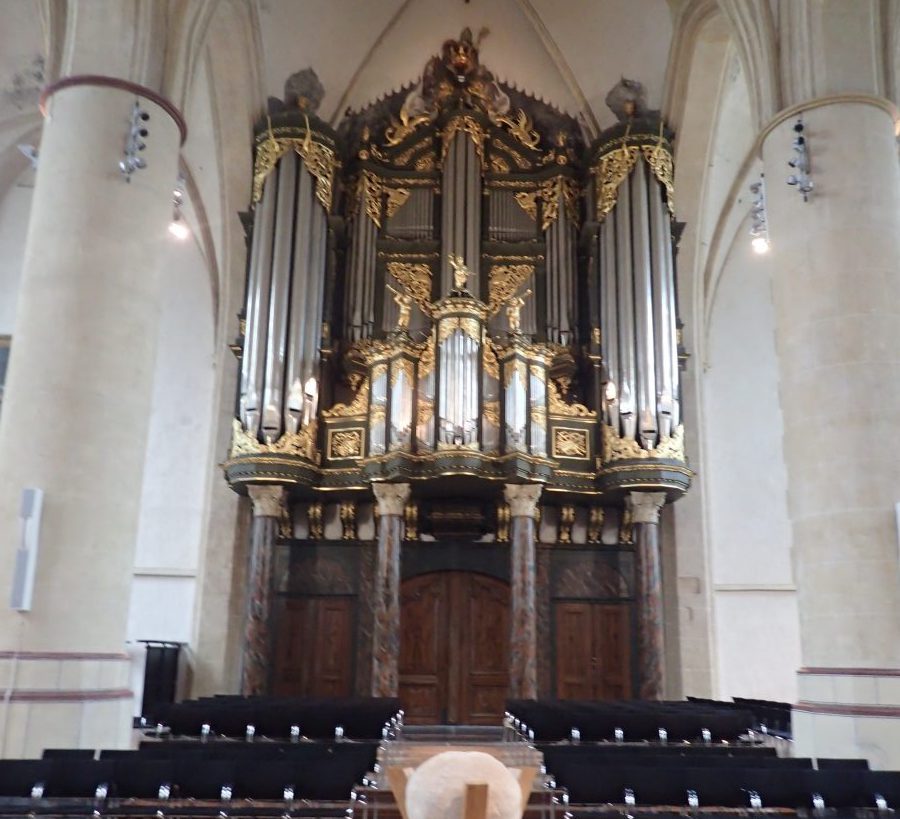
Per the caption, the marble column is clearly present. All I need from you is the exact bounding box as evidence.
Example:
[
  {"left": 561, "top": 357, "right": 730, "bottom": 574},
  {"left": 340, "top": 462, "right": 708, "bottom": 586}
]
[
  {"left": 627, "top": 491, "right": 667, "bottom": 700},
  {"left": 762, "top": 99, "right": 900, "bottom": 766},
  {"left": 0, "top": 78, "right": 183, "bottom": 754},
  {"left": 371, "top": 483, "right": 411, "bottom": 697},
  {"left": 505, "top": 484, "right": 542, "bottom": 700},
  {"left": 240, "top": 485, "right": 286, "bottom": 695}
]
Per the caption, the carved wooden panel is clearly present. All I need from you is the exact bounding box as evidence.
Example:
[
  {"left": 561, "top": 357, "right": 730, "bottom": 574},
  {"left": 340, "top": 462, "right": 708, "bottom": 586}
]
[
  {"left": 400, "top": 571, "right": 510, "bottom": 725},
  {"left": 273, "top": 597, "right": 354, "bottom": 697},
  {"left": 554, "top": 602, "right": 632, "bottom": 700}
]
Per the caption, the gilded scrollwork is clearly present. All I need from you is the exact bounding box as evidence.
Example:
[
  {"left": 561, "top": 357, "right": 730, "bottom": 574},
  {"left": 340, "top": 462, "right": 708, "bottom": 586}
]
[
  {"left": 590, "top": 144, "right": 640, "bottom": 222},
  {"left": 483, "top": 400, "right": 501, "bottom": 428},
  {"left": 385, "top": 111, "right": 433, "bottom": 146},
  {"left": 387, "top": 261, "right": 433, "bottom": 315},
  {"left": 514, "top": 190, "right": 538, "bottom": 221},
  {"left": 601, "top": 422, "right": 685, "bottom": 463},
  {"left": 437, "top": 316, "right": 481, "bottom": 343},
  {"left": 641, "top": 143, "right": 675, "bottom": 215},
  {"left": 361, "top": 170, "right": 383, "bottom": 228},
  {"left": 441, "top": 115, "right": 487, "bottom": 165},
  {"left": 552, "top": 428, "right": 589, "bottom": 459},
  {"left": 540, "top": 175, "right": 580, "bottom": 231},
  {"left": 419, "top": 335, "right": 436, "bottom": 378},
  {"left": 322, "top": 378, "right": 369, "bottom": 418},
  {"left": 547, "top": 380, "right": 596, "bottom": 419},
  {"left": 230, "top": 418, "right": 320, "bottom": 463},
  {"left": 491, "top": 109, "right": 540, "bottom": 150},
  {"left": 252, "top": 131, "right": 338, "bottom": 212},
  {"left": 385, "top": 187, "right": 412, "bottom": 218},
  {"left": 488, "top": 264, "right": 534, "bottom": 316},
  {"left": 483, "top": 337, "right": 500, "bottom": 380},
  {"left": 328, "top": 428, "right": 364, "bottom": 460}
]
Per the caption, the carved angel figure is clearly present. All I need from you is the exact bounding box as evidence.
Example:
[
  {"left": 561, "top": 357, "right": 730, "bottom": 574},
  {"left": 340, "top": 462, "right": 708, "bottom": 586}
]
[{"left": 506, "top": 289, "right": 532, "bottom": 334}]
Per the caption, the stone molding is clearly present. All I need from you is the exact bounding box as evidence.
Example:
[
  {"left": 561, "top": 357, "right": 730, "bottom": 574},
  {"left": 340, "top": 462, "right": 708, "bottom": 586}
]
[
  {"left": 247, "top": 485, "right": 286, "bottom": 518},
  {"left": 626, "top": 491, "right": 666, "bottom": 524},
  {"left": 372, "top": 482, "right": 411, "bottom": 517},
  {"left": 503, "top": 483, "right": 542, "bottom": 518}
]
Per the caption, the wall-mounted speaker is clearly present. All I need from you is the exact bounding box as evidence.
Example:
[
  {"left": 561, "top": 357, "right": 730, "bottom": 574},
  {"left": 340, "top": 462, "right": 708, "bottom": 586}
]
[{"left": 10, "top": 487, "right": 43, "bottom": 611}]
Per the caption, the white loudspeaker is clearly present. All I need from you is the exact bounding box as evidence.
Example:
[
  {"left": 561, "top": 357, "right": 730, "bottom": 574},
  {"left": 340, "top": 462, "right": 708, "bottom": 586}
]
[{"left": 10, "top": 488, "right": 43, "bottom": 612}]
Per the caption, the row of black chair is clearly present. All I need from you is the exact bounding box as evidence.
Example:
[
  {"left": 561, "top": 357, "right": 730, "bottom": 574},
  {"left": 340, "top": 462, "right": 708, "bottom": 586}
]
[
  {"left": 0, "top": 747, "right": 376, "bottom": 801},
  {"left": 550, "top": 764, "right": 900, "bottom": 809},
  {"left": 688, "top": 695, "right": 793, "bottom": 735},
  {"left": 508, "top": 699, "right": 756, "bottom": 742},
  {"left": 152, "top": 696, "right": 401, "bottom": 739}
]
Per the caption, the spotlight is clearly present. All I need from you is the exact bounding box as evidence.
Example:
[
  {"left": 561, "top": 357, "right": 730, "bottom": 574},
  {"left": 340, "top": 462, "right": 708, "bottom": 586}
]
[
  {"left": 120, "top": 100, "right": 151, "bottom": 181},
  {"left": 751, "top": 235, "right": 770, "bottom": 254},
  {"left": 168, "top": 215, "right": 189, "bottom": 240}
]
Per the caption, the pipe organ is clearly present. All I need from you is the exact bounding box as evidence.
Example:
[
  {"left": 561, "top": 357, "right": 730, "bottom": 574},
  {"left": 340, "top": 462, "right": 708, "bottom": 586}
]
[{"left": 225, "top": 32, "right": 691, "bottom": 702}]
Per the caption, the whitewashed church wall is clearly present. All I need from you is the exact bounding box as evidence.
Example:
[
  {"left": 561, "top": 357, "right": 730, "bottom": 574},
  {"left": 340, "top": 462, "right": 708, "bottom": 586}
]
[
  {"left": 126, "top": 226, "right": 215, "bottom": 715},
  {"left": 704, "top": 218, "right": 800, "bottom": 703},
  {"left": 0, "top": 171, "right": 32, "bottom": 335}
]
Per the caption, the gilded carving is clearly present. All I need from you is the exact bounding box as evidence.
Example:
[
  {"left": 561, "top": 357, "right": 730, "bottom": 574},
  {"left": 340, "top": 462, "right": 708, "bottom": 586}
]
[
  {"left": 483, "top": 337, "right": 500, "bottom": 380},
  {"left": 490, "top": 154, "right": 510, "bottom": 173},
  {"left": 416, "top": 397, "right": 434, "bottom": 428},
  {"left": 339, "top": 501, "right": 357, "bottom": 539},
  {"left": 591, "top": 144, "right": 639, "bottom": 222},
  {"left": 496, "top": 502, "right": 511, "bottom": 542},
  {"left": 229, "top": 418, "right": 319, "bottom": 463},
  {"left": 390, "top": 358, "right": 415, "bottom": 388},
  {"left": 414, "top": 153, "right": 436, "bottom": 172},
  {"left": 328, "top": 428, "right": 364, "bottom": 460},
  {"left": 547, "top": 380, "right": 596, "bottom": 419},
  {"left": 513, "top": 190, "right": 538, "bottom": 221},
  {"left": 601, "top": 423, "right": 685, "bottom": 463},
  {"left": 587, "top": 506, "right": 604, "bottom": 543},
  {"left": 419, "top": 336, "right": 436, "bottom": 378},
  {"left": 441, "top": 115, "right": 487, "bottom": 165},
  {"left": 488, "top": 264, "right": 534, "bottom": 316},
  {"left": 540, "top": 175, "right": 579, "bottom": 231},
  {"left": 558, "top": 505, "right": 575, "bottom": 544},
  {"left": 438, "top": 316, "right": 481, "bottom": 343},
  {"left": 530, "top": 405, "right": 547, "bottom": 428},
  {"left": 253, "top": 129, "right": 337, "bottom": 212},
  {"left": 385, "top": 187, "right": 412, "bottom": 218},
  {"left": 361, "top": 170, "right": 383, "bottom": 228},
  {"left": 387, "top": 261, "right": 433, "bottom": 315},
  {"left": 642, "top": 143, "right": 675, "bottom": 215},
  {"left": 385, "top": 111, "right": 433, "bottom": 146},
  {"left": 552, "top": 428, "right": 589, "bottom": 460},
  {"left": 322, "top": 378, "right": 369, "bottom": 418},
  {"left": 308, "top": 502, "right": 324, "bottom": 539},
  {"left": 483, "top": 400, "right": 501, "bottom": 428},
  {"left": 490, "top": 109, "right": 540, "bottom": 150},
  {"left": 404, "top": 502, "right": 419, "bottom": 540}
]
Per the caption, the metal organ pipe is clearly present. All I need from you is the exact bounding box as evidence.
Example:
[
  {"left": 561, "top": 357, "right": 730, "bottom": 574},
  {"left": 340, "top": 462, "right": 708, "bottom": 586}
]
[
  {"left": 262, "top": 153, "right": 296, "bottom": 441},
  {"left": 632, "top": 160, "right": 657, "bottom": 449},
  {"left": 615, "top": 177, "right": 637, "bottom": 441},
  {"left": 650, "top": 168, "right": 675, "bottom": 438},
  {"left": 241, "top": 173, "right": 276, "bottom": 436},
  {"left": 600, "top": 213, "right": 620, "bottom": 431}
]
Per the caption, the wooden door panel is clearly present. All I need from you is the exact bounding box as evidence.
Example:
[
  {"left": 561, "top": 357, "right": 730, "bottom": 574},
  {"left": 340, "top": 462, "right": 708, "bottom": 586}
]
[
  {"left": 593, "top": 604, "right": 631, "bottom": 700},
  {"left": 399, "top": 573, "right": 449, "bottom": 724},
  {"left": 460, "top": 573, "right": 510, "bottom": 724},
  {"left": 555, "top": 602, "right": 633, "bottom": 701},
  {"left": 273, "top": 597, "right": 354, "bottom": 697}
]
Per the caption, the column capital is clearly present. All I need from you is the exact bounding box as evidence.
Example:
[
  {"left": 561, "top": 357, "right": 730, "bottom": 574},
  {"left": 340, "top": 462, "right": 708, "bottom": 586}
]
[
  {"left": 626, "top": 491, "right": 666, "bottom": 524},
  {"left": 372, "top": 482, "right": 411, "bottom": 517},
  {"left": 504, "top": 483, "right": 543, "bottom": 519},
  {"left": 247, "top": 485, "right": 286, "bottom": 518}
]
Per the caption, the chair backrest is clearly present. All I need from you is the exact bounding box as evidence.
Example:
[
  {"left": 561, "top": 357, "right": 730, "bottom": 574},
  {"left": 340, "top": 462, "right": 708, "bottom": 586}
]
[{"left": 0, "top": 760, "right": 52, "bottom": 798}]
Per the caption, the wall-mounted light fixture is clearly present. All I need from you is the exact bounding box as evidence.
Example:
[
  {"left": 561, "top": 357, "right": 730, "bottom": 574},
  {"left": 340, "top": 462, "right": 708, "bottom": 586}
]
[
  {"left": 168, "top": 174, "right": 189, "bottom": 240},
  {"left": 749, "top": 174, "right": 770, "bottom": 253},
  {"left": 787, "top": 117, "right": 813, "bottom": 202}
]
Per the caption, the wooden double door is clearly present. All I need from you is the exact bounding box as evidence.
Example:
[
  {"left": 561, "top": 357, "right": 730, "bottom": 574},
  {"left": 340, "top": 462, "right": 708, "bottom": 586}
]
[
  {"left": 399, "top": 571, "right": 510, "bottom": 724},
  {"left": 555, "top": 602, "right": 633, "bottom": 700}
]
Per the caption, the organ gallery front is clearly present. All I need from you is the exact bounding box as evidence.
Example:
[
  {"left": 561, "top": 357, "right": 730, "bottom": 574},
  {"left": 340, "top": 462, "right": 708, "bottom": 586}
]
[{"left": 224, "top": 30, "right": 690, "bottom": 723}]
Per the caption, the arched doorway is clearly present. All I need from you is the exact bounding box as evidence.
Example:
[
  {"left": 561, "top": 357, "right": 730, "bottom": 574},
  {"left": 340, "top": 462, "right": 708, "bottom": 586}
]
[{"left": 399, "top": 571, "right": 509, "bottom": 725}]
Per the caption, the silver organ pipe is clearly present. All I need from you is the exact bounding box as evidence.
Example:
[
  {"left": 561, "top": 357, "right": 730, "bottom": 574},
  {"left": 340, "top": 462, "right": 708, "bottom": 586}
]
[
  {"left": 593, "top": 124, "right": 680, "bottom": 451},
  {"left": 632, "top": 160, "right": 658, "bottom": 449},
  {"left": 441, "top": 132, "right": 481, "bottom": 293},
  {"left": 262, "top": 153, "right": 296, "bottom": 441},
  {"left": 240, "top": 174, "right": 276, "bottom": 436}
]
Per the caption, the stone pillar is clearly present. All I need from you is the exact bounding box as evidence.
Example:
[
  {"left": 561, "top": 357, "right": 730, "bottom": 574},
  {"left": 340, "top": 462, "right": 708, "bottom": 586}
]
[
  {"left": 371, "top": 483, "right": 410, "bottom": 697},
  {"left": 0, "top": 78, "right": 183, "bottom": 754},
  {"left": 240, "top": 485, "right": 286, "bottom": 695},
  {"left": 627, "top": 491, "right": 667, "bottom": 700},
  {"left": 505, "top": 484, "right": 542, "bottom": 699},
  {"left": 762, "top": 98, "right": 900, "bottom": 766}
]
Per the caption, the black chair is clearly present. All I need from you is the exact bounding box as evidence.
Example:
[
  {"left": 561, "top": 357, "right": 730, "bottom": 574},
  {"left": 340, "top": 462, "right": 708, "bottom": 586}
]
[
  {"left": 41, "top": 749, "right": 95, "bottom": 760},
  {"left": 864, "top": 770, "right": 900, "bottom": 808},
  {"left": 175, "top": 759, "right": 236, "bottom": 800},
  {"left": 114, "top": 758, "right": 175, "bottom": 799},
  {"left": 818, "top": 757, "right": 870, "bottom": 770},
  {"left": 45, "top": 759, "right": 116, "bottom": 798},
  {"left": 0, "top": 760, "right": 52, "bottom": 797},
  {"left": 234, "top": 760, "right": 296, "bottom": 800},
  {"left": 805, "top": 769, "right": 867, "bottom": 808}
]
